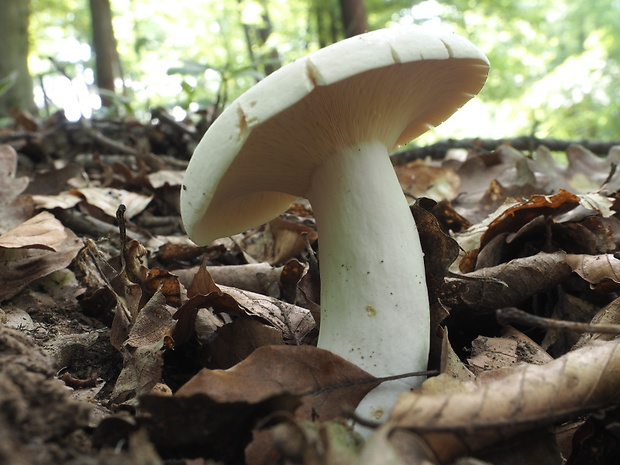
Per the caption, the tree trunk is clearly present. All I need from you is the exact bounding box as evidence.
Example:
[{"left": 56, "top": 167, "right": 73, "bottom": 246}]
[
  {"left": 339, "top": 0, "right": 367, "bottom": 37},
  {"left": 89, "top": 0, "right": 122, "bottom": 107},
  {"left": 0, "top": 0, "right": 35, "bottom": 117}
]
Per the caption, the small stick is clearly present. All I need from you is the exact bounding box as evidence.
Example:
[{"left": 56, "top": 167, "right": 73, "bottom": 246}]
[{"left": 497, "top": 307, "right": 620, "bottom": 334}]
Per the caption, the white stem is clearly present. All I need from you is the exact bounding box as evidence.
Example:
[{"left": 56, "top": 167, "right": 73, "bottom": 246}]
[{"left": 306, "top": 140, "right": 430, "bottom": 429}]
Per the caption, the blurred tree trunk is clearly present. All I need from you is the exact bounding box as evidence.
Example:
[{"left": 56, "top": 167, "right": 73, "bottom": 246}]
[
  {"left": 339, "top": 0, "right": 367, "bottom": 37},
  {"left": 237, "top": 0, "right": 281, "bottom": 78},
  {"left": 314, "top": 0, "right": 342, "bottom": 48},
  {"left": 89, "top": 0, "right": 122, "bottom": 107},
  {"left": 256, "top": 0, "right": 280, "bottom": 75},
  {"left": 0, "top": 0, "right": 35, "bottom": 117}
]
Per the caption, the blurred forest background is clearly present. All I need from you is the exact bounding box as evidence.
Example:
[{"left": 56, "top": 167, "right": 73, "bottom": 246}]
[{"left": 1, "top": 0, "right": 618, "bottom": 144}]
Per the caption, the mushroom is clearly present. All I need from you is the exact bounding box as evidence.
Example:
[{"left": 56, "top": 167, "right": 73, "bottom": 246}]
[{"left": 181, "top": 27, "right": 489, "bottom": 429}]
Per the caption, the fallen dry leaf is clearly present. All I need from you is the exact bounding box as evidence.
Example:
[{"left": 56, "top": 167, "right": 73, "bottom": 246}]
[
  {"left": 0, "top": 211, "right": 66, "bottom": 251},
  {"left": 69, "top": 187, "right": 153, "bottom": 218},
  {"left": 574, "top": 296, "right": 620, "bottom": 348},
  {"left": 396, "top": 159, "right": 460, "bottom": 202},
  {"left": 137, "top": 345, "right": 378, "bottom": 464},
  {"left": 480, "top": 189, "right": 581, "bottom": 249},
  {"left": 389, "top": 339, "right": 620, "bottom": 463},
  {"left": 176, "top": 345, "right": 379, "bottom": 423},
  {"left": 0, "top": 145, "right": 33, "bottom": 233},
  {"left": 440, "top": 251, "right": 573, "bottom": 314},
  {"left": 0, "top": 212, "right": 83, "bottom": 301},
  {"left": 245, "top": 419, "right": 363, "bottom": 465},
  {"left": 174, "top": 261, "right": 314, "bottom": 346},
  {"left": 466, "top": 329, "right": 553, "bottom": 375},
  {"left": 111, "top": 289, "right": 175, "bottom": 407},
  {"left": 566, "top": 253, "right": 620, "bottom": 288},
  {"left": 207, "top": 317, "right": 284, "bottom": 369}
]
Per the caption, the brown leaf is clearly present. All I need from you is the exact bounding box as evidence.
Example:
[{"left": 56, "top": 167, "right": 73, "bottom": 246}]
[
  {"left": 245, "top": 419, "right": 363, "bottom": 465},
  {"left": 566, "top": 253, "right": 620, "bottom": 289},
  {"left": 269, "top": 217, "right": 318, "bottom": 265},
  {"left": 68, "top": 187, "right": 152, "bottom": 218},
  {"left": 0, "top": 211, "right": 65, "bottom": 251},
  {"left": 389, "top": 340, "right": 620, "bottom": 463},
  {"left": 412, "top": 200, "right": 460, "bottom": 300},
  {"left": 174, "top": 261, "right": 314, "bottom": 345},
  {"left": 395, "top": 159, "right": 460, "bottom": 201},
  {"left": 176, "top": 345, "right": 379, "bottom": 423},
  {"left": 111, "top": 289, "right": 175, "bottom": 407},
  {"left": 574, "top": 296, "right": 620, "bottom": 348},
  {"left": 139, "top": 390, "right": 299, "bottom": 463},
  {"left": 467, "top": 330, "right": 553, "bottom": 375},
  {"left": 0, "top": 144, "right": 32, "bottom": 233},
  {"left": 0, "top": 212, "right": 82, "bottom": 301},
  {"left": 440, "top": 251, "right": 573, "bottom": 314},
  {"left": 480, "top": 189, "right": 581, "bottom": 249},
  {"left": 219, "top": 284, "right": 315, "bottom": 343},
  {"left": 208, "top": 318, "right": 284, "bottom": 369}
]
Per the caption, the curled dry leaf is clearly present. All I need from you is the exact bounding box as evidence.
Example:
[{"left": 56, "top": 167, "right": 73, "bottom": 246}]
[
  {"left": 0, "top": 144, "right": 32, "bottom": 233},
  {"left": 440, "top": 251, "right": 572, "bottom": 314},
  {"left": 395, "top": 159, "right": 460, "bottom": 202},
  {"left": 268, "top": 217, "right": 318, "bottom": 265},
  {"left": 412, "top": 200, "right": 460, "bottom": 299},
  {"left": 220, "top": 284, "right": 315, "bottom": 343},
  {"left": 137, "top": 346, "right": 378, "bottom": 464},
  {"left": 147, "top": 169, "right": 184, "bottom": 189},
  {"left": 111, "top": 289, "right": 175, "bottom": 407},
  {"left": 389, "top": 340, "right": 620, "bottom": 464},
  {"left": 0, "top": 212, "right": 83, "bottom": 301},
  {"left": 245, "top": 418, "right": 364, "bottom": 465},
  {"left": 575, "top": 296, "right": 620, "bottom": 348},
  {"left": 69, "top": 187, "right": 153, "bottom": 218},
  {"left": 0, "top": 211, "right": 66, "bottom": 251},
  {"left": 208, "top": 317, "right": 284, "bottom": 369},
  {"left": 577, "top": 193, "right": 615, "bottom": 217},
  {"left": 566, "top": 253, "right": 620, "bottom": 288},
  {"left": 31, "top": 192, "right": 82, "bottom": 210},
  {"left": 176, "top": 345, "right": 379, "bottom": 423},
  {"left": 480, "top": 189, "right": 581, "bottom": 250},
  {"left": 174, "top": 261, "right": 314, "bottom": 345}
]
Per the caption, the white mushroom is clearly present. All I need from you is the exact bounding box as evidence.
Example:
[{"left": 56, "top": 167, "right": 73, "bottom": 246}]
[{"left": 181, "top": 26, "right": 489, "bottom": 431}]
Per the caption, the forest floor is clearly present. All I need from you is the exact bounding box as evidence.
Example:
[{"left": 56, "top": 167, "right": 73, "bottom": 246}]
[{"left": 2, "top": 109, "right": 620, "bottom": 465}]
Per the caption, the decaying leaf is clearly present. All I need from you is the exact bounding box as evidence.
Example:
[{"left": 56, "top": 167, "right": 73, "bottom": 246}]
[
  {"left": 137, "top": 345, "right": 377, "bottom": 463},
  {"left": 480, "top": 189, "right": 581, "bottom": 249},
  {"left": 440, "top": 251, "right": 573, "bottom": 314},
  {"left": 174, "top": 261, "right": 314, "bottom": 346},
  {"left": 467, "top": 330, "right": 553, "bottom": 374},
  {"left": 69, "top": 186, "right": 153, "bottom": 218},
  {"left": 208, "top": 318, "right": 285, "bottom": 369},
  {"left": 389, "top": 340, "right": 620, "bottom": 463},
  {"left": 575, "top": 296, "right": 620, "bottom": 347},
  {"left": 245, "top": 418, "right": 364, "bottom": 465},
  {"left": 566, "top": 253, "right": 620, "bottom": 289},
  {"left": 268, "top": 217, "right": 318, "bottom": 265},
  {"left": 0, "top": 144, "right": 32, "bottom": 233},
  {"left": 395, "top": 159, "right": 460, "bottom": 202},
  {"left": 176, "top": 345, "right": 378, "bottom": 422},
  {"left": 111, "top": 289, "right": 175, "bottom": 407},
  {"left": 412, "top": 200, "right": 460, "bottom": 299},
  {"left": 0, "top": 212, "right": 83, "bottom": 301}
]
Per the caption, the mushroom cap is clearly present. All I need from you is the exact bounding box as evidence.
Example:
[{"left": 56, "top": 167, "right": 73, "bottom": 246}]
[{"left": 181, "top": 27, "right": 489, "bottom": 245}]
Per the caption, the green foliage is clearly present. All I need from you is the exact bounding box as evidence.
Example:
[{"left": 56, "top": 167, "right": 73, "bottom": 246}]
[
  {"left": 444, "top": 0, "right": 620, "bottom": 139},
  {"left": 25, "top": 0, "right": 620, "bottom": 140}
]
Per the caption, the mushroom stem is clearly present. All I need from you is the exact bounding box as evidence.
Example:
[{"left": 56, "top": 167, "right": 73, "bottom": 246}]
[{"left": 306, "top": 140, "right": 429, "bottom": 427}]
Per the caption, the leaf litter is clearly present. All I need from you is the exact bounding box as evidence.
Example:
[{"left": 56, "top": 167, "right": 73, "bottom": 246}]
[{"left": 4, "top": 114, "right": 620, "bottom": 464}]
